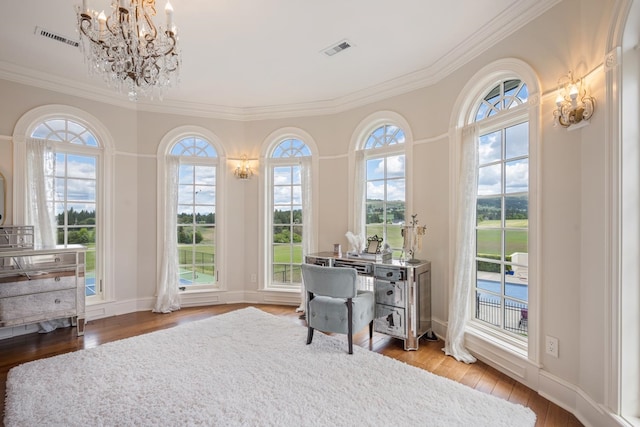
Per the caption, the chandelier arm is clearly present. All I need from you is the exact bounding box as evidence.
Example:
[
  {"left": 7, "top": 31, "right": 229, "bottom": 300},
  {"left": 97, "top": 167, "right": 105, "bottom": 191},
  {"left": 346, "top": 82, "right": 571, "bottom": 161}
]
[{"left": 79, "top": 14, "right": 103, "bottom": 46}]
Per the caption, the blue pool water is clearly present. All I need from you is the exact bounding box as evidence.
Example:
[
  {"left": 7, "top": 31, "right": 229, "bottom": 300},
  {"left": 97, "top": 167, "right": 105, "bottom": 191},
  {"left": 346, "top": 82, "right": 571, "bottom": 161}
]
[{"left": 478, "top": 279, "right": 528, "bottom": 302}]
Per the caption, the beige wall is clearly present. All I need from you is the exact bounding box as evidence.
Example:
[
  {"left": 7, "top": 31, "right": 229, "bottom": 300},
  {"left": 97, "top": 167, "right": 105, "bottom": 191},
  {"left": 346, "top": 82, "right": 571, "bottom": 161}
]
[{"left": 0, "top": 0, "right": 621, "bottom": 420}]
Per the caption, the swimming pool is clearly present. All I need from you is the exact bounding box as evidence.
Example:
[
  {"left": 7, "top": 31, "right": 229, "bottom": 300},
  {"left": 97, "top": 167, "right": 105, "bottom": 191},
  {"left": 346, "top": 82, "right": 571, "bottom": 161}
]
[{"left": 477, "top": 279, "right": 528, "bottom": 302}]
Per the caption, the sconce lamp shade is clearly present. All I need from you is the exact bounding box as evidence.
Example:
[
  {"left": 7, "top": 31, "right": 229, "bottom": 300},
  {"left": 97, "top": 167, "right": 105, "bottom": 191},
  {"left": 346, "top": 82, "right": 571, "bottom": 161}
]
[
  {"left": 234, "top": 155, "right": 253, "bottom": 180},
  {"left": 553, "top": 71, "right": 596, "bottom": 130}
]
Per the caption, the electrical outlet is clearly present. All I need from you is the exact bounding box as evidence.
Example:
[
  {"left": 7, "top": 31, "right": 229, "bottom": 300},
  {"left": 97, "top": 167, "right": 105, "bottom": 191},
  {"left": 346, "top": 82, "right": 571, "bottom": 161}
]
[
  {"left": 545, "top": 336, "right": 559, "bottom": 358},
  {"left": 250, "top": 273, "right": 257, "bottom": 283}
]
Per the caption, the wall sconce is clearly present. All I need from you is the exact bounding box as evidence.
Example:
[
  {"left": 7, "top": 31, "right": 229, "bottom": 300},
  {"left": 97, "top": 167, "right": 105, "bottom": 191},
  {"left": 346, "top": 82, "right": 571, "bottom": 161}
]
[
  {"left": 233, "top": 155, "right": 254, "bottom": 180},
  {"left": 553, "top": 71, "right": 596, "bottom": 130}
]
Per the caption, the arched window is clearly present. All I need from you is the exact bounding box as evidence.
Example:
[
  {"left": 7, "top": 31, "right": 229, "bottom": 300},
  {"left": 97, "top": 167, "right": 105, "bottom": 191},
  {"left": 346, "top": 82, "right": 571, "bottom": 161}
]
[
  {"left": 264, "top": 137, "right": 313, "bottom": 290},
  {"left": 171, "top": 136, "right": 218, "bottom": 288},
  {"left": 357, "top": 123, "right": 407, "bottom": 257},
  {"left": 25, "top": 116, "right": 105, "bottom": 301},
  {"left": 473, "top": 79, "right": 530, "bottom": 341},
  {"left": 155, "top": 128, "right": 223, "bottom": 313},
  {"left": 449, "top": 59, "right": 539, "bottom": 361}
]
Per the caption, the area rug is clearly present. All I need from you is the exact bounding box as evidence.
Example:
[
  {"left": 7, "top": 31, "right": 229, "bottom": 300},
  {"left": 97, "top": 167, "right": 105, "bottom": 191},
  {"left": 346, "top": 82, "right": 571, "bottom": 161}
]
[{"left": 5, "top": 307, "right": 535, "bottom": 426}]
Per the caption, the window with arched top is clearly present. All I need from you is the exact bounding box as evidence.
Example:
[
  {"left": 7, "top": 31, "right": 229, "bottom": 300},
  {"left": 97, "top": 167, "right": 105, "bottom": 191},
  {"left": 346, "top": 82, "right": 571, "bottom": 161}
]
[
  {"left": 171, "top": 136, "right": 218, "bottom": 289},
  {"left": 265, "top": 137, "right": 313, "bottom": 290},
  {"left": 359, "top": 124, "right": 406, "bottom": 257},
  {"left": 28, "top": 118, "right": 103, "bottom": 300},
  {"left": 473, "top": 78, "right": 530, "bottom": 342}
]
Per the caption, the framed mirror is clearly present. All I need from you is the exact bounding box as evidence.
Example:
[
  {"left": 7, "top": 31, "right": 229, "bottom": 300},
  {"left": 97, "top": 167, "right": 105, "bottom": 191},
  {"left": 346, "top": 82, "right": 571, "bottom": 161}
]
[
  {"left": 0, "top": 172, "right": 4, "bottom": 225},
  {"left": 365, "top": 235, "right": 383, "bottom": 254}
]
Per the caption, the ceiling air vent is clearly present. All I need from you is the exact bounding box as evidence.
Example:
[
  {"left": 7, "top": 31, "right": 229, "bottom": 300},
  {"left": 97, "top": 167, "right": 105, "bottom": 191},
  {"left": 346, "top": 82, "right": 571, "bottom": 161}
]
[
  {"left": 34, "top": 26, "right": 79, "bottom": 48},
  {"left": 322, "top": 40, "right": 352, "bottom": 57}
]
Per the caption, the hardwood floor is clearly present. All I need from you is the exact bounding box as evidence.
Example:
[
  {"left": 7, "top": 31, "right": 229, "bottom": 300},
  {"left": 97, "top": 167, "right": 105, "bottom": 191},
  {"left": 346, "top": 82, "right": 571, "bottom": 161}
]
[{"left": 0, "top": 304, "right": 583, "bottom": 426}]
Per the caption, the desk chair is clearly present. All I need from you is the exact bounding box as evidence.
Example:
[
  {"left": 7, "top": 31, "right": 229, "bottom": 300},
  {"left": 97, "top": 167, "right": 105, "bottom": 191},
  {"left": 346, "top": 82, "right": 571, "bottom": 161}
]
[{"left": 301, "top": 263, "right": 375, "bottom": 354}]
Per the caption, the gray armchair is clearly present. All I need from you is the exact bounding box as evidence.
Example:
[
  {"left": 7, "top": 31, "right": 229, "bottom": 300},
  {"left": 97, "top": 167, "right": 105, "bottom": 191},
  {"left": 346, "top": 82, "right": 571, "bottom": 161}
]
[{"left": 301, "top": 263, "right": 375, "bottom": 354}]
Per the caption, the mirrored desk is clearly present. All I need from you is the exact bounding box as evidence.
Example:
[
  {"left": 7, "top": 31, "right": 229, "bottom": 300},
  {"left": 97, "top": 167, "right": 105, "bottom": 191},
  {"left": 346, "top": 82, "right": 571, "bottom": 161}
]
[{"left": 305, "top": 252, "right": 431, "bottom": 350}]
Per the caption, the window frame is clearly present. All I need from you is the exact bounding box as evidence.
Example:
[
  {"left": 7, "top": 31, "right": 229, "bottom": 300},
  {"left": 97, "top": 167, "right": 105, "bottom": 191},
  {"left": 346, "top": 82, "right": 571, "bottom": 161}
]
[
  {"left": 157, "top": 127, "right": 226, "bottom": 294},
  {"left": 472, "top": 103, "right": 530, "bottom": 349},
  {"left": 174, "top": 145, "right": 219, "bottom": 290},
  {"left": 264, "top": 139, "right": 311, "bottom": 291},
  {"left": 361, "top": 141, "right": 407, "bottom": 256},
  {"left": 450, "top": 59, "right": 541, "bottom": 363},
  {"left": 12, "top": 107, "right": 112, "bottom": 305},
  {"left": 348, "top": 112, "right": 413, "bottom": 251},
  {"left": 260, "top": 128, "right": 318, "bottom": 293}
]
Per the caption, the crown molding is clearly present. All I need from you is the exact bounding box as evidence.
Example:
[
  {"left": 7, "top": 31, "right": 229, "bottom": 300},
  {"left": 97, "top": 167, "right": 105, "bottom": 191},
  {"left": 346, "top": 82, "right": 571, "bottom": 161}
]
[{"left": 0, "top": 0, "right": 560, "bottom": 122}]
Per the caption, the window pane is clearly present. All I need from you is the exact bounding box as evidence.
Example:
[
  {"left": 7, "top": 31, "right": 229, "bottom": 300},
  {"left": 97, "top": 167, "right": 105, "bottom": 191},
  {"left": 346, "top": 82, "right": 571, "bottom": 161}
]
[
  {"left": 477, "top": 228, "right": 502, "bottom": 259},
  {"left": 293, "top": 208, "right": 302, "bottom": 224},
  {"left": 274, "top": 166, "right": 292, "bottom": 185},
  {"left": 505, "top": 230, "right": 528, "bottom": 260},
  {"left": 177, "top": 205, "right": 194, "bottom": 223},
  {"left": 386, "top": 155, "right": 405, "bottom": 178},
  {"left": 273, "top": 208, "right": 290, "bottom": 224},
  {"left": 366, "top": 201, "right": 384, "bottom": 225},
  {"left": 179, "top": 165, "right": 194, "bottom": 184},
  {"left": 273, "top": 245, "right": 292, "bottom": 263},
  {"left": 274, "top": 186, "right": 292, "bottom": 204},
  {"left": 386, "top": 224, "right": 403, "bottom": 251},
  {"left": 292, "top": 225, "right": 303, "bottom": 243},
  {"left": 477, "top": 196, "right": 501, "bottom": 225},
  {"left": 505, "top": 159, "right": 528, "bottom": 193},
  {"left": 505, "top": 195, "right": 528, "bottom": 226},
  {"left": 478, "top": 164, "right": 502, "bottom": 195},
  {"left": 387, "top": 179, "right": 405, "bottom": 203},
  {"left": 67, "top": 155, "right": 96, "bottom": 178},
  {"left": 292, "top": 186, "right": 302, "bottom": 205},
  {"left": 195, "top": 187, "right": 215, "bottom": 205},
  {"left": 366, "top": 158, "right": 384, "bottom": 180},
  {"left": 273, "top": 226, "right": 290, "bottom": 243},
  {"left": 194, "top": 166, "right": 215, "bottom": 184},
  {"left": 479, "top": 131, "right": 502, "bottom": 165},
  {"left": 505, "top": 122, "right": 528, "bottom": 159},
  {"left": 366, "top": 179, "right": 385, "bottom": 202},
  {"left": 178, "top": 185, "right": 194, "bottom": 204},
  {"left": 67, "top": 179, "right": 95, "bottom": 202}
]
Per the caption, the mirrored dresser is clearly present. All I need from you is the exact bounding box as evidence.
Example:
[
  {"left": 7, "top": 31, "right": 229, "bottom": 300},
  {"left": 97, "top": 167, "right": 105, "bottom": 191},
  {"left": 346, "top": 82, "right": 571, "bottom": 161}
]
[{"left": 0, "top": 226, "right": 86, "bottom": 336}]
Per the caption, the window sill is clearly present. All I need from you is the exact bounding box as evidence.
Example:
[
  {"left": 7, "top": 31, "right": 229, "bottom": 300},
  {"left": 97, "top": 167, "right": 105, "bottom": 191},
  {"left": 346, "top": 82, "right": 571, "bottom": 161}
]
[
  {"left": 466, "top": 322, "right": 528, "bottom": 360},
  {"left": 261, "top": 286, "right": 301, "bottom": 293}
]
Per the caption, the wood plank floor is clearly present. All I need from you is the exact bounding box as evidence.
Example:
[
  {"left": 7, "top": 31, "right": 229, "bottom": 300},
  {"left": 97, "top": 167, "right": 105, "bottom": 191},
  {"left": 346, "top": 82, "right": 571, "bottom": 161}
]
[{"left": 0, "top": 304, "right": 583, "bottom": 426}]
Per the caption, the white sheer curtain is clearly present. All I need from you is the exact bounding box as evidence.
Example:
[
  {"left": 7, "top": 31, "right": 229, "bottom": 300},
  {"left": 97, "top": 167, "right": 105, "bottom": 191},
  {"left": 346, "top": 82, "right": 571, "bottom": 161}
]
[
  {"left": 443, "top": 125, "right": 478, "bottom": 364},
  {"left": 352, "top": 150, "right": 366, "bottom": 239},
  {"left": 154, "top": 155, "right": 181, "bottom": 313},
  {"left": 25, "top": 138, "right": 56, "bottom": 248},
  {"left": 297, "top": 157, "right": 314, "bottom": 312}
]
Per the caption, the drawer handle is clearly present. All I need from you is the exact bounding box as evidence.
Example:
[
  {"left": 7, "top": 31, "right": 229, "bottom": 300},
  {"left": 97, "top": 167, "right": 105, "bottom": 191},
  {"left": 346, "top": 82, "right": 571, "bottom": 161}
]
[
  {"left": 55, "top": 257, "right": 61, "bottom": 263},
  {"left": 386, "top": 271, "right": 393, "bottom": 277},
  {"left": 54, "top": 298, "right": 61, "bottom": 304},
  {"left": 55, "top": 276, "right": 61, "bottom": 282},
  {"left": 386, "top": 290, "right": 393, "bottom": 296}
]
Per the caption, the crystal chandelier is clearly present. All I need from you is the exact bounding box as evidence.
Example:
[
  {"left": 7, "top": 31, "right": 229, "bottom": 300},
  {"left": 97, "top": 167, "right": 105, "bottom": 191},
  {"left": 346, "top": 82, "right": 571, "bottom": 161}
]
[{"left": 76, "top": 0, "right": 180, "bottom": 100}]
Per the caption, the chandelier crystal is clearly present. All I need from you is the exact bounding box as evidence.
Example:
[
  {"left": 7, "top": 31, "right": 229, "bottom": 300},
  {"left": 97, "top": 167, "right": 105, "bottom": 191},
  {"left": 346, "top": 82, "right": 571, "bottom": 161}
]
[{"left": 76, "top": 0, "right": 180, "bottom": 100}]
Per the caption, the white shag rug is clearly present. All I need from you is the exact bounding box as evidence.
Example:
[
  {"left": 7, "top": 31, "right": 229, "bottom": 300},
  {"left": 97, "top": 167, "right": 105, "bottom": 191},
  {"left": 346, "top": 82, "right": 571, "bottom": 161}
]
[{"left": 5, "top": 307, "right": 535, "bottom": 427}]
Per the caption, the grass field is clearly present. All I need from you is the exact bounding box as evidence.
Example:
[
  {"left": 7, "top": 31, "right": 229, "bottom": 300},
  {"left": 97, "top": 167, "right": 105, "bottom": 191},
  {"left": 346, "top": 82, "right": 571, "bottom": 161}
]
[{"left": 477, "top": 219, "right": 528, "bottom": 256}]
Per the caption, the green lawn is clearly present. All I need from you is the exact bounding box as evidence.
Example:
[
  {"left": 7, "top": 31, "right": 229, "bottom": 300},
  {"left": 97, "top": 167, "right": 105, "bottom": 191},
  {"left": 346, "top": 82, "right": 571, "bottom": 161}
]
[{"left": 476, "top": 219, "right": 528, "bottom": 261}]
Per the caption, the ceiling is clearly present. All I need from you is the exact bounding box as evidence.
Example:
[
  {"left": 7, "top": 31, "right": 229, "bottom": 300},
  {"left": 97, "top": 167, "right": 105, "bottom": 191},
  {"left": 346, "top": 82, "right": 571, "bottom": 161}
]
[{"left": 0, "top": 0, "right": 558, "bottom": 119}]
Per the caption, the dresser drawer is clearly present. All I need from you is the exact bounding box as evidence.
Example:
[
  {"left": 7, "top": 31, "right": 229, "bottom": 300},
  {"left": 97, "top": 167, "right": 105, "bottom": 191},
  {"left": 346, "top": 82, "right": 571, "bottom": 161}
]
[
  {"left": 0, "top": 271, "right": 77, "bottom": 297},
  {"left": 0, "top": 251, "right": 80, "bottom": 274},
  {"left": 374, "top": 280, "right": 406, "bottom": 308},
  {"left": 0, "top": 288, "right": 77, "bottom": 325},
  {"left": 374, "top": 304, "right": 406, "bottom": 339}
]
